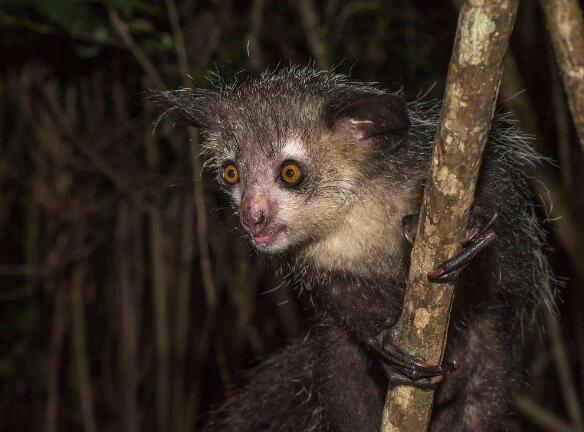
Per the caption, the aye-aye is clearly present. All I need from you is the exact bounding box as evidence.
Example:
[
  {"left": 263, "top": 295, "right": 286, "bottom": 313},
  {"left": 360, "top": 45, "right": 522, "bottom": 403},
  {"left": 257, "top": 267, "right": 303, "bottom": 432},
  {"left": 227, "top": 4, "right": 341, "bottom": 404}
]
[{"left": 151, "top": 67, "right": 554, "bottom": 432}]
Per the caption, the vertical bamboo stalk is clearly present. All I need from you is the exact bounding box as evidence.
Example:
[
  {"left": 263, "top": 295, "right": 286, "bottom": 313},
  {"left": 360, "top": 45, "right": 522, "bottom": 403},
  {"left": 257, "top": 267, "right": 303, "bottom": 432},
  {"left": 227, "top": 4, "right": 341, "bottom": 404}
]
[
  {"left": 541, "top": 0, "right": 584, "bottom": 150},
  {"left": 164, "top": 0, "right": 217, "bottom": 310},
  {"left": 45, "top": 285, "right": 66, "bottom": 432},
  {"left": 546, "top": 311, "right": 584, "bottom": 430},
  {"left": 548, "top": 46, "right": 574, "bottom": 190},
  {"left": 111, "top": 67, "right": 140, "bottom": 432},
  {"left": 149, "top": 205, "right": 170, "bottom": 432},
  {"left": 174, "top": 193, "right": 194, "bottom": 432},
  {"left": 163, "top": 3, "right": 217, "bottom": 429},
  {"left": 293, "top": 0, "right": 330, "bottom": 68},
  {"left": 381, "top": 1, "right": 518, "bottom": 430},
  {"left": 70, "top": 261, "right": 97, "bottom": 432},
  {"left": 498, "top": 34, "right": 584, "bottom": 424},
  {"left": 144, "top": 120, "right": 170, "bottom": 432},
  {"left": 116, "top": 204, "right": 140, "bottom": 432}
]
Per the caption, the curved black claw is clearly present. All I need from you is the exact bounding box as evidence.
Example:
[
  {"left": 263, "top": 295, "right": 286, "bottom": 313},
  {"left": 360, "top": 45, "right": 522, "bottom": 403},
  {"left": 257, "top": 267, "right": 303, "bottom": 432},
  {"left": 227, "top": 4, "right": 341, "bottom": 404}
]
[
  {"left": 402, "top": 214, "right": 419, "bottom": 245},
  {"left": 368, "top": 329, "right": 455, "bottom": 386},
  {"left": 462, "top": 211, "right": 498, "bottom": 246},
  {"left": 428, "top": 212, "right": 498, "bottom": 283}
]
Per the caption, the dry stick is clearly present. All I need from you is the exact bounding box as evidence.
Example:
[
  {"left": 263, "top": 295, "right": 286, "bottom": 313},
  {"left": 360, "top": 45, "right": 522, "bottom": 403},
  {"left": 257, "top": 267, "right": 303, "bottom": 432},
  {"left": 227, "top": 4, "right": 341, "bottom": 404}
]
[
  {"left": 294, "top": 0, "right": 330, "bottom": 68},
  {"left": 145, "top": 134, "right": 171, "bottom": 432},
  {"left": 546, "top": 311, "right": 584, "bottom": 431},
  {"left": 499, "top": 50, "right": 584, "bottom": 430},
  {"left": 108, "top": 17, "right": 170, "bottom": 431},
  {"left": 450, "top": 5, "right": 583, "bottom": 422},
  {"left": 381, "top": 1, "right": 518, "bottom": 430},
  {"left": 107, "top": 8, "right": 166, "bottom": 90},
  {"left": 112, "top": 76, "right": 139, "bottom": 432},
  {"left": 39, "top": 84, "right": 154, "bottom": 213},
  {"left": 0, "top": 12, "right": 123, "bottom": 48},
  {"left": 164, "top": 0, "right": 216, "bottom": 309},
  {"left": 541, "top": 0, "right": 584, "bottom": 150},
  {"left": 532, "top": 170, "right": 584, "bottom": 425},
  {"left": 116, "top": 204, "right": 139, "bottom": 432},
  {"left": 498, "top": 50, "right": 584, "bottom": 283},
  {"left": 330, "top": 1, "right": 381, "bottom": 47},
  {"left": 38, "top": 90, "right": 98, "bottom": 432},
  {"left": 108, "top": 9, "right": 181, "bottom": 432},
  {"left": 516, "top": 397, "right": 577, "bottom": 432},
  {"left": 540, "top": 1, "right": 584, "bottom": 401},
  {"left": 548, "top": 44, "right": 574, "bottom": 191},
  {"left": 70, "top": 261, "right": 97, "bottom": 432},
  {"left": 163, "top": 1, "right": 218, "bottom": 429},
  {"left": 174, "top": 196, "right": 194, "bottom": 432},
  {"left": 110, "top": 12, "right": 171, "bottom": 428},
  {"left": 45, "top": 286, "right": 66, "bottom": 432}
]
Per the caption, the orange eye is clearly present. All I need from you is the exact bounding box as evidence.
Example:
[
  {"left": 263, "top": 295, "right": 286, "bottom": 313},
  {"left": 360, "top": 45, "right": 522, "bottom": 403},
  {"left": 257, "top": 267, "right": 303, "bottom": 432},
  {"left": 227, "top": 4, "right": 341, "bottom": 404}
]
[
  {"left": 223, "top": 164, "right": 239, "bottom": 185},
  {"left": 280, "top": 162, "right": 302, "bottom": 185}
]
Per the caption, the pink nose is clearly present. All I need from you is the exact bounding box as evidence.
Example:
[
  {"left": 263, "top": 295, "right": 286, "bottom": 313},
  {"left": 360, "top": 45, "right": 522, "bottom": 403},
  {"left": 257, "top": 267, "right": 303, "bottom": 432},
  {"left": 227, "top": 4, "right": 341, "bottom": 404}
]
[{"left": 240, "top": 195, "right": 272, "bottom": 236}]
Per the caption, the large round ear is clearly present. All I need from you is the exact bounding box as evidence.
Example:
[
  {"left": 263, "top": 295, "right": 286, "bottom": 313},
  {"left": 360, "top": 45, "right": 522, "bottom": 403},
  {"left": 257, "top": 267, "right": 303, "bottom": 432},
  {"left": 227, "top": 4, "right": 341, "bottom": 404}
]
[
  {"left": 325, "top": 93, "right": 410, "bottom": 151},
  {"left": 146, "top": 88, "right": 219, "bottom": 129}
]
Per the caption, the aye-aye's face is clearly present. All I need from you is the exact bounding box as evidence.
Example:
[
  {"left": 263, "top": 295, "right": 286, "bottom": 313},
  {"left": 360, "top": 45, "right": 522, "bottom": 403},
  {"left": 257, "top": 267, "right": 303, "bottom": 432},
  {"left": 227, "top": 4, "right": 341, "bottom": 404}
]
[
  {"left": 150, "top": 70, "right": 410, "bottom": 255},
  {"left": 205, "top": 96, "right": 410, "bottom": 255},
  {"left": 211, "top": 132, "right": 365, "bottom": 254}
]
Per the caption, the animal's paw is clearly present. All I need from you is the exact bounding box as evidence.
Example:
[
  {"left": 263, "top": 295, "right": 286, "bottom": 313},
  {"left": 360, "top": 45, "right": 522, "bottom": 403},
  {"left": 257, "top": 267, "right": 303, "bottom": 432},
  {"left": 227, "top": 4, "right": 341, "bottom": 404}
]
[
  {"left": 401, "top": 208, "right": 498, "bottom": 283},
  {"left": 428, "top": 211, "right": 498, "bottom": 283},
  {"left": 368, "top": 328, "right": 455, "bottom": 386}
]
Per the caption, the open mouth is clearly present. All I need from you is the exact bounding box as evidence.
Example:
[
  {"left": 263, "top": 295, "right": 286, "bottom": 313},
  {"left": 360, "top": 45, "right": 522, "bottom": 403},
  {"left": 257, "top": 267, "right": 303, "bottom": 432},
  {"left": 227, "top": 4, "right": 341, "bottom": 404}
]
[
  {"left": 251, "top": 227, "right": 286, "bottom": 249},
  {"left": 253, "top": 233, "right": 273, "bottom": 245}
]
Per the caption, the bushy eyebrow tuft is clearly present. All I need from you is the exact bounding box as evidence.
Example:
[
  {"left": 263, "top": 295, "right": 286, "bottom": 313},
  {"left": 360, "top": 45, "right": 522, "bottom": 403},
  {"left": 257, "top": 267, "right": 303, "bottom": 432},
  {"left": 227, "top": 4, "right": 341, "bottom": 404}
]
[{"left": 281, "top": 137, "right": 307, "bottom": 160}]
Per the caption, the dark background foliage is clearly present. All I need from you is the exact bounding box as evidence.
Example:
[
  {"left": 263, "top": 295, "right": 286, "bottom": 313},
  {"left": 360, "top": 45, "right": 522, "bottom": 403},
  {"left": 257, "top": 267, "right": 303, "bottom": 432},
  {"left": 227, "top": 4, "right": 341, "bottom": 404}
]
[{"left": 0, "top": 1, "right": 583, "bottom": 431}]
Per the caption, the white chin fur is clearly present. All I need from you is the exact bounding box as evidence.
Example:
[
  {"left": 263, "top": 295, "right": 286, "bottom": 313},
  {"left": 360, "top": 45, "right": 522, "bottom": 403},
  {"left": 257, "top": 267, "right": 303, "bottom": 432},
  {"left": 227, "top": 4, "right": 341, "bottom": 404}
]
[{"left": 253, "top": 233, "right": 292, "bottom": 254}]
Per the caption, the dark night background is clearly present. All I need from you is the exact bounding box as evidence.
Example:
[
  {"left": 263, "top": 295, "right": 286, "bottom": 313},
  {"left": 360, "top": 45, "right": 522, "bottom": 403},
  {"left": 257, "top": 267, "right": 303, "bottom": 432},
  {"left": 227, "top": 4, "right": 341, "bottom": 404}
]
[{"left": 1, "top": 1, "right": 583, "bottom": 431}]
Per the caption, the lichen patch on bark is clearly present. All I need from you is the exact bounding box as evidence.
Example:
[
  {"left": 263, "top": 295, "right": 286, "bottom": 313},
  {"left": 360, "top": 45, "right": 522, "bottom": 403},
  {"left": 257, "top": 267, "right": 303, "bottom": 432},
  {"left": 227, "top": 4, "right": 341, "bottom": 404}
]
[
  {"left": 414, "top": 308, "right": 431, "bottom": 330},
  {"left": 436, "top": 166, "right": 463, "bottom": 196},
  {"left": 459, "top": 8, "right": 496, "bottom": 66},
  {"left": 394, "top": 386, "right": 414, "bottom": 411}
]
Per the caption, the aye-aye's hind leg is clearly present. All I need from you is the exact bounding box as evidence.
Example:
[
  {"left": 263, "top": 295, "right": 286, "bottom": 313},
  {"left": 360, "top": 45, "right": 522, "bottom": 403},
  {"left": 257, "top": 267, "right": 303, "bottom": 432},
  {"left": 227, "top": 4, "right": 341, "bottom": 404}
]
[
  {"left": 317, "top": 326, "right": 387, "bottom": 432},
  {"left": 430, "top": 314, "right": 525, "bottom": 432},
  {"left": 201, "top": 336, "right": 330, "bottom": 432}
]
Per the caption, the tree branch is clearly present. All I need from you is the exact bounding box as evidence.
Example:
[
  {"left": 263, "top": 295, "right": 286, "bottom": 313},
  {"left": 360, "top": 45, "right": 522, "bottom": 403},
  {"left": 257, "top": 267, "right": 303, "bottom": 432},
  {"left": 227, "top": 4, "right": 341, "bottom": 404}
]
[
  {"left": 541, "top": 0, "right": 584, "bottom": 150},
  {"left": 107, "top": 7, "right": 166, "bottom": 90},
  {"left": 381, "top": 1, "right": 518, "bottom": 430},
  {"left": 516, "top": 396, "right": 578, "bottom": 432}
]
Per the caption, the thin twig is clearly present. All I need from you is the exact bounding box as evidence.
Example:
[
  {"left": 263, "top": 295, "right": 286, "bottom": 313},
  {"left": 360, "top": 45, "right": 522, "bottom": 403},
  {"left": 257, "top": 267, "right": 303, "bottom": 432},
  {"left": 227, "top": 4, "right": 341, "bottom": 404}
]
[
  {"left": 116, "top": 204, "right": 140, "bottom": 432},
  {"left": 0, "top": 12, "right": 122, "bottom": 48},
  {"left": 547, "top": 39, "right": 574, "bottom": 192},
  {"left": 516, "top": 397, "right": 577, "bottom": 432},
  {"left": 107, "top": 7, "right": 166, "bottom": 90},
  {"left": 164, "top": 0, "right": 217, "bottom": 308},
  {"left": 546, "top": 310, "right": 584, "bottom": 430},
  {"left": 541, "top": 0, "right": 584, "bottom": 150},
  {"left": 45, "top": 286, "right": 66, "bottom": 432},
  {"left": 149, "top": 206, "right": 170, "bottom": 432},
  {"left": 70, "top": 261, "right": 97, "bottom": 432},
  {"left": 330, "top": 0, "right": 381, "bottom": 46},
  {"left": 293, "top": 0, "right": 330, "bottom": 68}
]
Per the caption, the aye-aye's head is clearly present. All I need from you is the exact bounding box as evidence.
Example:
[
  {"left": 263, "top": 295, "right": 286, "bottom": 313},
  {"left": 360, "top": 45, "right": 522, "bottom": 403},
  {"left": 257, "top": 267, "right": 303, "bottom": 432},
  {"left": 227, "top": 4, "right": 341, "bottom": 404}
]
[{"left": 151, "top": 68, "right": 420, "bottom": 255}]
